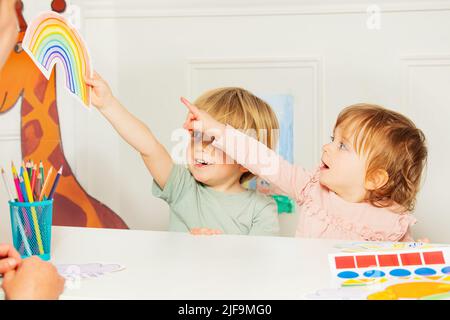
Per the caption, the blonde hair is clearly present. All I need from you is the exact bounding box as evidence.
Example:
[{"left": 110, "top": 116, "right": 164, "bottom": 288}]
[
  {"left": 335, "top": 104, "right": 427, "bottom": 212},
  {"left": 194, "top": 87, "right": 279, "bottom": 183}
]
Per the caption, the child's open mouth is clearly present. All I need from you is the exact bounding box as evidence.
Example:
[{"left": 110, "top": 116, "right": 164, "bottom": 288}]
[
  {"left": 194, "top": 158, "right": 212, "bottom": 168},
  {"left": 320, "top": 160, "right": 330, "bottom": 170}
]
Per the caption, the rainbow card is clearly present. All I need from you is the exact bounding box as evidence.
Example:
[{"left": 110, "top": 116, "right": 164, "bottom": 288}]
[{"left": 22, "top": 12, "right": 92, "bottom": 107}]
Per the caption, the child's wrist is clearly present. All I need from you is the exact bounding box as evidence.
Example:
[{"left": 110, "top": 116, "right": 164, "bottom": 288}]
[{"left": 101, "top": 95, "right": 117, "bottom": 111}]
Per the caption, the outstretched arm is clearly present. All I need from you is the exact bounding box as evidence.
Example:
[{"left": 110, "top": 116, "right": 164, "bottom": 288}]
[
  {"left": 180, "top": 97, "right": 313, "bottom": 202},
  {"left": 86, "top": 73, "right": 173, "bottom": 188}
]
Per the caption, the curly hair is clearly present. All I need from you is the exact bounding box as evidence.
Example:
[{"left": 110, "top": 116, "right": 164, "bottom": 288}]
[{"left": 335, "top": 104, "right": 427, "bottom": 212}]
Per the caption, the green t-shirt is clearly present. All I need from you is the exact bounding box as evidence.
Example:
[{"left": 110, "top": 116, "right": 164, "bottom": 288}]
[{"left": 152, "top": 165, "right": 279, "bottom": 236}]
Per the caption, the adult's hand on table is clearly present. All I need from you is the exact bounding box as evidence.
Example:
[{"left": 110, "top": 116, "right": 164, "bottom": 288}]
[
  {"left": 2, "top": 256, "right": 65, "bottom": 300},
  {"left": 0, "top": 243, "right": 21, "bottom": 274}
]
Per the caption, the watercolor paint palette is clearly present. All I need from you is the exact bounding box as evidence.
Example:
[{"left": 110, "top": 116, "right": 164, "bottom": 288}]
[
  {"left": 329, "top": 248, "right": 450, "bottom": 287},
  {"left": 307, "top": 276, "right": 450, "bottom": 300}
]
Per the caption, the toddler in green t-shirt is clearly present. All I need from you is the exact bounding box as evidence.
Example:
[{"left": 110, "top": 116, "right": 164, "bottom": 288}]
[{"left": 86, "top": 73, "right": 280, "bottom": 236}]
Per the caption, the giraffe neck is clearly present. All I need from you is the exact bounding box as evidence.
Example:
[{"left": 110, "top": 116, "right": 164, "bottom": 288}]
[{"left": 21, "top": 67, "right": 66, "bottom": 173}]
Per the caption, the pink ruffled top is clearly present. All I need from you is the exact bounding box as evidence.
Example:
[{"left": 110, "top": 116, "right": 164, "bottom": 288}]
[{"left": 212, "top": 125, "right": 417, "bottom": 242}]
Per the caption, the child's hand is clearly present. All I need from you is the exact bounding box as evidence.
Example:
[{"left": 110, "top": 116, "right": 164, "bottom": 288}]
[
  {"left": 85, "top": 72, "right": 115, "bottom": 109},
  {"left": 180, "top": 97, "right": 226, "bottom": 141},
  {"left": 190, "top": 228, "right": 223, "bottom": 236}
]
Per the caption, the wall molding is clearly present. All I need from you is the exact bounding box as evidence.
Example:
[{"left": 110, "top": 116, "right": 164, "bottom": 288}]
[
  {"left": 187, "top": 57, "right": 322, "bottom": 94},
  {"left": 187, "top": 57, "right": 323, "bottom": 164},
  {"left": 0, "top": 133, "right": 20, "bottom": 142},
  {"left": 401, "top": 55, "right": 450, "bottom": 110},
  {"left": 73, "top": 0, "right": 450, "bottom": 19}
]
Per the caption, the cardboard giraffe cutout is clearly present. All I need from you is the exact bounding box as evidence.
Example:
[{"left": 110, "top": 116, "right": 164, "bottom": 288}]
[{"left": 0, "top": 0, "right": 128, "bottom": 229}]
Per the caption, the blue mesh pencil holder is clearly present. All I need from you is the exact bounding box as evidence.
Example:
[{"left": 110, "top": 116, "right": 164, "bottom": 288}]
[{"left": 9, "top": 199, "right": 54, "bottom": 261}]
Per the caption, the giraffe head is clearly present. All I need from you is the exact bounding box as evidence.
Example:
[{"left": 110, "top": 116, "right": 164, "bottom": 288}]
[{"left": 0, "top": 0, "right": 67, "bottom": 114}]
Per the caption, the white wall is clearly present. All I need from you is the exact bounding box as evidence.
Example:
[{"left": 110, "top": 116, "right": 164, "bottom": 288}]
[{"left": 1, "top": 0, "right": 450, "bottom": 242}]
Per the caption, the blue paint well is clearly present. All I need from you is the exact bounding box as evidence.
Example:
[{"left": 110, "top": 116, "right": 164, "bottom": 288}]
[
  {"left": 442, "top": 266, "right": 450, "bottom": 274},
  {"left": 337, "top": 271, "right": 359, "bottom": 279},
  {"left": 389, "top": 269, "right": 411, "bottom": 277},
  {"left": 363, "top": 270, "right": 385, "bottom": 278},
  {"left": 415, "top": 267, "right": 437, "bottom": 276}
]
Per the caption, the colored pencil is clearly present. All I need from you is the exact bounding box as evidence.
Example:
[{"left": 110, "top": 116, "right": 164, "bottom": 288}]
[
  {"left": 11, "top": 163, "right": 24, "bottom": 202},
  {"left": 39, "top": 167, "right": 54, "bottom": 201},
  {"left": 35, "top": 172, "right": 42, "bottom": 200},
  {"left": 26, "top": 161, "right": 32, "bottom": 179},
  {"left": 48, "top": 166, "right": 63, "bottom": 200},
  {"left": 19, "top": 175, "right": 33, "bottom": 243},
  {"left": 21, "top": 162, "right": 26, "bottom": 178},
  {"left": 22, "top": 164, "right": 44, "bottom": 255},
  {"left": 1, "top": 167, "right": 14, "bottom": 201},
  {"left": 12, "top": 163, "right": 32, "bottom": 237},
  {"left": 30, "top": 164, "right": 37, "bottom": 194},
  {"left": 22, "top": 165, "right": 34, "bottom": 202},
  {"left": 39, "top": 161, "right": 45, "bottom": 185},
  {"left": 11, "top": 208, "right": 31, "bottom": 255},
  {"left": 19, "top": 176, "right": 28, "bottom": 202},
  {"left": 2, "top": 167, "right": 32, "bottom": 256}
]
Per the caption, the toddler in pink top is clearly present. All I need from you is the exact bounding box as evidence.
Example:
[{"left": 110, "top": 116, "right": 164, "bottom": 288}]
[{"left": 181, "top": 97, "right": 428, "bottom": 242}]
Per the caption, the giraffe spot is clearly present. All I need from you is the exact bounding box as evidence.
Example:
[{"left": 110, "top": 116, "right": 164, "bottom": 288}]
[
  {"left": 22, "top": 120, "right": 43, "bottom": 157},
  {"left": 21, "top": 98, "right": 34, "bottom": 117},
  {"left": 48, "top": 100, "right": 59, "bottom": 125},
  {"left": 34, "top": 73, "right": 49, "bottom": 104},
  {"left": 52, "top": 193, "right": 87, "bottom": 227},
  {"left": 48, "top": 144, "right": 71, "bottom": 177}
]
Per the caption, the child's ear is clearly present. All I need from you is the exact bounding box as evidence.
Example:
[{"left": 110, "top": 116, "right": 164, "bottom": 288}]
[{"left": 365, "top": 169, "right": 389, "bottom": 191}]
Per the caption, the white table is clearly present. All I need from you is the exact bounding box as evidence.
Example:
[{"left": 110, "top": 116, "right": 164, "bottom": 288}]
[{"left": 1, "top": 226, "right": 345, "bottom": 299}]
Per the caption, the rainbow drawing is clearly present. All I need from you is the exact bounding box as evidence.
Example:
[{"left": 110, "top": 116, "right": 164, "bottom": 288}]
[{"left": 22, "top": 12, "right": 92, "bottom": 107}]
